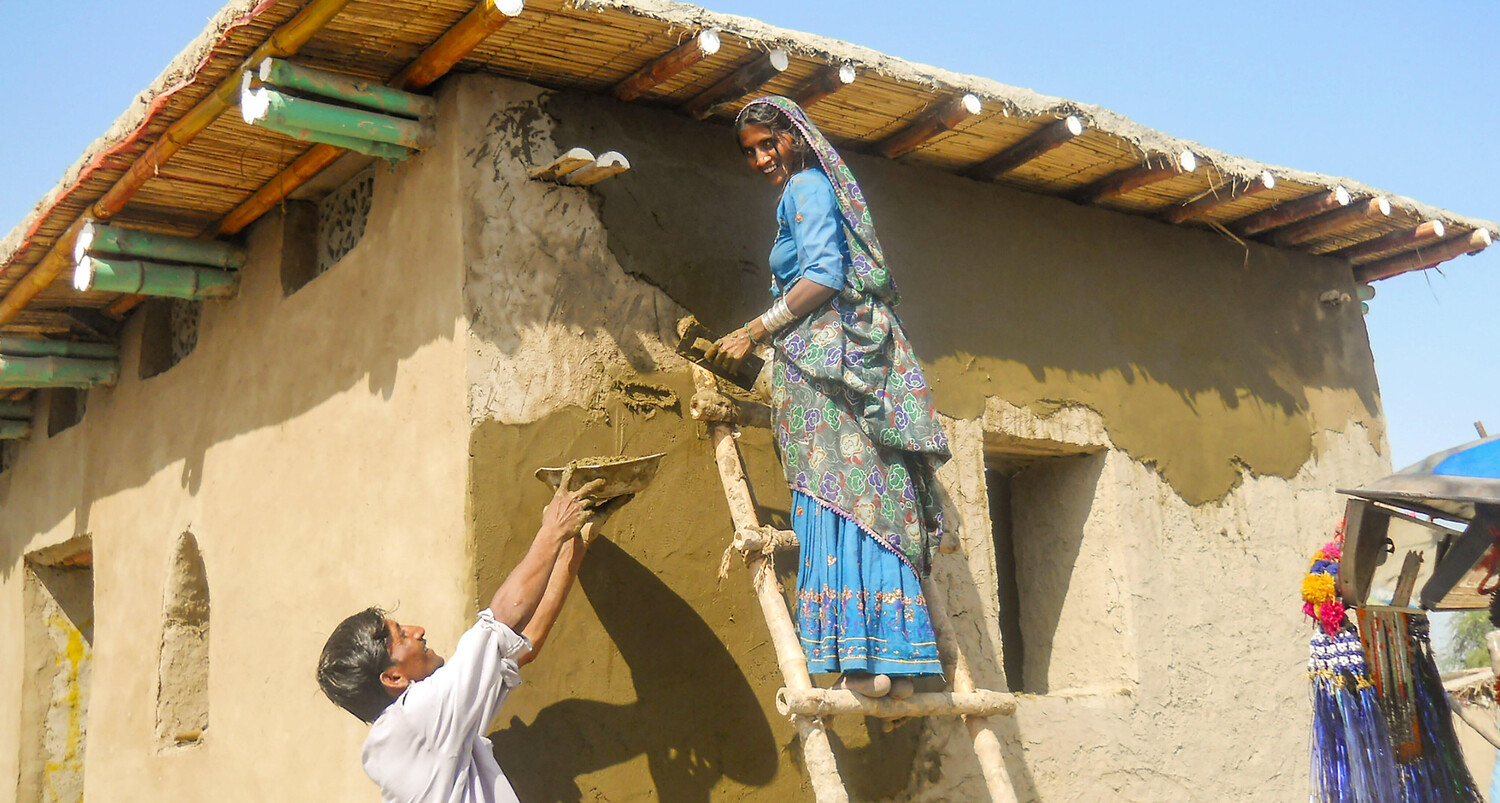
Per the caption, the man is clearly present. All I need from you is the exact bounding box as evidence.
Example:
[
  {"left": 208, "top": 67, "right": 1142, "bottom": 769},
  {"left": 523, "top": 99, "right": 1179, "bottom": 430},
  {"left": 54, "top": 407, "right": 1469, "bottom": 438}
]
[{"left": 317, "top": 476, "right": 608, "bottom": 802}]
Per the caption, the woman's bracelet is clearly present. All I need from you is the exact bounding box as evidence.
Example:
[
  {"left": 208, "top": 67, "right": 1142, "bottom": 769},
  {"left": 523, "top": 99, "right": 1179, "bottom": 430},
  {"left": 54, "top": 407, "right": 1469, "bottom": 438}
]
[
  {"left": 758, "top": 297, "right": 796, "bottom": 334},
  {"left": 741, "top": 323, "right": 760, "bottom": 344}
]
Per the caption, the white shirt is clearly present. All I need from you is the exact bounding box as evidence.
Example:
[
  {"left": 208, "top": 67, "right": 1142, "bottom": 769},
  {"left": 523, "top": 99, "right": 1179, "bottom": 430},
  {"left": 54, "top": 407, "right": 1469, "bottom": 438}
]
[{"left": 362, "top": 610, "right": 532, "bottom": 803}]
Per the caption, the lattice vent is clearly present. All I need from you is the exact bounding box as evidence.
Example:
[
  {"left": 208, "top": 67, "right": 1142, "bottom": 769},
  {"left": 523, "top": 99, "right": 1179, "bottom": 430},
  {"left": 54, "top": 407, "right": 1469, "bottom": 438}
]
[{"left": 316, "top": 166, "right": 375, "bottom": 275}]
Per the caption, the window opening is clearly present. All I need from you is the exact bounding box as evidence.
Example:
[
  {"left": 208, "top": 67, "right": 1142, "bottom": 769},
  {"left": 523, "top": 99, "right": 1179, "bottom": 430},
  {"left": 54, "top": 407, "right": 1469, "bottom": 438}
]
[
  {"left": 985, "top": 448, "right": 1113, "bottom": 694},
  {"left": 985, "top": 465, "right": 1024, "bottom": 692},
  {"left": 138, "top": 298, "right": 200, "bottom": 379},
  {"left": 47, "top": 388, "right": 86, "bottom": 437}
]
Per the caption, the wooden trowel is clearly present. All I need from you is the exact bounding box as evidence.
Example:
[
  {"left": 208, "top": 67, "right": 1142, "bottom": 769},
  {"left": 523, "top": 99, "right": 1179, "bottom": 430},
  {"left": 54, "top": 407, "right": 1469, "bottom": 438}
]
[{"left": 675, "top": 320, "right": 764, "bottom": 391}]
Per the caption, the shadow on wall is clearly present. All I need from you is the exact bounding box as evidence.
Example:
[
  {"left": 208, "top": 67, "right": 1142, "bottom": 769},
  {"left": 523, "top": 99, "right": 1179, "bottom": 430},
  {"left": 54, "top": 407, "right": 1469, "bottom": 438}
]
[
  {"left": 490, "top": 538, "right": 777, "bottom": 802},
  {"left": 471, "top": 396, "right": 935, "bottom": 800}
]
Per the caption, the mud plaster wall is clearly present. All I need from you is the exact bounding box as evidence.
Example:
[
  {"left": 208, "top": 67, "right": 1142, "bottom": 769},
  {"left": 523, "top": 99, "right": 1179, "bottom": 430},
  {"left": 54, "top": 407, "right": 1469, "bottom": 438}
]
[
  {"left": 0, "top": 83, "right": 470, "bottom": 802},
  {"left": 548, "top": 91, "right": 1386, "bottom": 506},
  {"left": 463, "top": 73, "right": 1394, "bottom": 802}
]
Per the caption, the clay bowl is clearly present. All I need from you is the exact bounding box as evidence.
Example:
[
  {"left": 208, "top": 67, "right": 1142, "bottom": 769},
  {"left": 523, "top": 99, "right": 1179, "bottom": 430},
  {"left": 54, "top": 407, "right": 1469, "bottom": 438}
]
[{"left": 534, "top": 453, "right": 666, "bottom": 500}]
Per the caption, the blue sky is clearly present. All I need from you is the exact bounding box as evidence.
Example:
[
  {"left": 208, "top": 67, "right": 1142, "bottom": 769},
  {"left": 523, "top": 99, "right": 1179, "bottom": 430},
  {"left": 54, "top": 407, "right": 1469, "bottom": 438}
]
[{"left": 2, "top": 0, "right": 1494, "bottom": 469}]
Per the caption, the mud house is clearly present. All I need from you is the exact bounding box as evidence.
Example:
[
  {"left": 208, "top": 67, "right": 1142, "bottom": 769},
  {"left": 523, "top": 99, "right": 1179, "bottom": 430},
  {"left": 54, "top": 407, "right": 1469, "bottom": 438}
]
[{"left": 1, "top": 1, "right": 1494, "bottom": 801}]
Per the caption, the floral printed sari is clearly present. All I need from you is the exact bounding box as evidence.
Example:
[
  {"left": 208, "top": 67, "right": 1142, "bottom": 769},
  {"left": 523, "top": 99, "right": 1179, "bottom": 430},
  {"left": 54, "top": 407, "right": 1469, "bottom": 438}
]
[{"left": 739, "top": 96, "right": 951, "bottom": 575}]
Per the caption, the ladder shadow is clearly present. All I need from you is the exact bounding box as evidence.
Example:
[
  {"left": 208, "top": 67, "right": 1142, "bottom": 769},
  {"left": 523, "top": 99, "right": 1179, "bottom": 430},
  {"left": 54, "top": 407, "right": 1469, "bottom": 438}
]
[{"left": 489, "top": 538, "right": 778, "bottom": 802}]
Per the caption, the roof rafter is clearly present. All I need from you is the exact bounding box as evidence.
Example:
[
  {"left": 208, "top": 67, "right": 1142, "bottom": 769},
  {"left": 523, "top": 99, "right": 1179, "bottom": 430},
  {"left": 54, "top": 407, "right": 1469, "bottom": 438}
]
[
  {"left": 967, "top": 116, "right": 1083, "bottom": 182},
  {"left": 1070, "top": 151, "right": 1196, "bottom": 205}
]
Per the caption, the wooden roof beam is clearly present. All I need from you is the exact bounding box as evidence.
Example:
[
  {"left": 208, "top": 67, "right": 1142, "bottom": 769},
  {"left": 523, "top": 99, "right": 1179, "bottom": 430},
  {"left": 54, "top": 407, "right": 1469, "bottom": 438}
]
[
  {"left": 0, "top": 0, "right": 354, "bottom": 327},
  {"left": 89, "top": 0, "right": 356, "bottom": 224},
  {"left": 612, "top": 29, "right": 721, "bottom": 102},
  {"left": 1228, "top": 187, "right": 1349, "bottom": 238},
  {"left": 1332, "top": 220, "right": 1447, "bottom": 263},
  {"left": 218, "top": 0, "right": 539, "bottom": 237},
  {"left": 0, "top": 355, "right": 118, "bottom": 390},
  {"left": 791, "top": 63, "right": 856, "bottom": 109},
  {"left": 391, "top": 0, "right": 524, "bottom": 89},
  {"left": 1355, "top": 229, "right": 1493, "bottom": 283},
  {"left": 1069, "top": 150, "right": 1197, "bottom": 205},
  {"left": 967, "top": 116, "right": 1083, "bottom": 182},
  {"left": 876, "top": 94, "right": 982, "bottom": 159},
  {"left": 681, "top": 48, "right": 789, "bottom": 120},
  {"left": 1267, "top": 196, "right": 1391, "bottom": 248},
  {"left": 1162, "top": 170, "right": 1276, "bottom": 224}
]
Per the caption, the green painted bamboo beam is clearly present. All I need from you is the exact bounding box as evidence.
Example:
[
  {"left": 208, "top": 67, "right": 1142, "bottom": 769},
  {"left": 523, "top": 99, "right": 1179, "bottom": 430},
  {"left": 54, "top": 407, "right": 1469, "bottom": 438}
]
[
  {"left": 251, "top": 114, "right": 412, "bottom": 161},
  {"left": 73, "top": 256, "right": 237, "bottom": 301},
  {"left": 0, "top": 400, "right": 32, "bottom": 419},
  {"left": 0, "top": 356, "right": 117, "bottom": 389},
  {"left": 0, "top": 337, "right": 118, "bottom": 360},
  {"left": 0, "top": 419, "right": 32, "bottom": 439},
  {"left": 73, "top": 220, "right": 246, "bottom": 270},
  {"left": 258, "top": 58, "right": 437, "bottom": 120},
  {"left": 241, "top": 87, "right": 434, "bottom": 150}
]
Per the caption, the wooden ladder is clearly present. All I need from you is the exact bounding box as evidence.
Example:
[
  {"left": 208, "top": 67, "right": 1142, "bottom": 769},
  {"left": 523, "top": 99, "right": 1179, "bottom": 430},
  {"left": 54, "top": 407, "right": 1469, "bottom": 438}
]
[{"left": 687, "top": 362, "right": 1021, "bottom": 803}]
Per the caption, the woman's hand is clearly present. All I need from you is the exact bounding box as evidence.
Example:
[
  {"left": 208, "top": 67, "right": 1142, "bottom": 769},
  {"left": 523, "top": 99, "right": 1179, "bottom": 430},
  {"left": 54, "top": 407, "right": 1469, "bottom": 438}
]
[{"left": 704, "top": 329, "right": 754, "bottom": 372}]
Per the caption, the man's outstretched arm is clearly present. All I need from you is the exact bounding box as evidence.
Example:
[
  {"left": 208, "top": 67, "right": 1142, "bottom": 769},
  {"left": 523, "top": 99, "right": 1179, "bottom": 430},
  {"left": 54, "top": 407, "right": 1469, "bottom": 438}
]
[
  {"left": 517, "top": 535, "right": 587, "bottom": 666},
  {"left": 489, "top": 478, "right": 602, "bottom": 632}
]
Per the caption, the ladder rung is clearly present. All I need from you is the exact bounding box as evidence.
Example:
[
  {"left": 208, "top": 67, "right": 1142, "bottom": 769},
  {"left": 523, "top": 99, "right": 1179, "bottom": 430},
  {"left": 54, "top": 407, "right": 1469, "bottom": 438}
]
[{"left": 776, "top": 688, "right": 1018, "bottom": 719}]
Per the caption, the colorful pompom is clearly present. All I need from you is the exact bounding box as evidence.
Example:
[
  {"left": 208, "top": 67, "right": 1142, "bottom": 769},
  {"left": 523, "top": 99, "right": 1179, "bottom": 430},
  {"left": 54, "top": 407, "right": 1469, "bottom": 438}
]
[
  {"left": 1302, "top": 573, "right": 1337, "bottom": 605},
  {"left": 1317, "top": 600, "right": 1346, "bottom": 633},
  {"left": 1302, "top": 538, "right": 1346, "bottom": 636}
]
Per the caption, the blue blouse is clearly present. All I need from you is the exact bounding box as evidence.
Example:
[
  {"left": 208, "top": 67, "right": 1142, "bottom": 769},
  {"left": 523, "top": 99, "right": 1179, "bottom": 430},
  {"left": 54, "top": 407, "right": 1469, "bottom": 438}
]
[{"left": 769, "top": 169, "right": 849, "bottom": 296}]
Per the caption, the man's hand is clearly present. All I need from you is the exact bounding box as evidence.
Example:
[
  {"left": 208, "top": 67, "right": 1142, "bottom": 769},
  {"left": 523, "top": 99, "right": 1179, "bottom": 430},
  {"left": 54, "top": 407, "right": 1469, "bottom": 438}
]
[
  {"left": 540, "top": 476, "right": 607, "bottom": 541},
  {"left": 578, "top": 493, "right": 634, "bottom": 546},
  {"left": 704, "top": 329, "right": 753, "bottom": 372}
]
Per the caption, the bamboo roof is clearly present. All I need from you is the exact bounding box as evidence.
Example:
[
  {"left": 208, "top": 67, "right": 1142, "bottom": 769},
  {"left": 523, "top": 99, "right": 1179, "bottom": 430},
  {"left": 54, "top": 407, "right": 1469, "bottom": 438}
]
[{"left": 1, "top": 0, "right": 1495, "bottom": 342}]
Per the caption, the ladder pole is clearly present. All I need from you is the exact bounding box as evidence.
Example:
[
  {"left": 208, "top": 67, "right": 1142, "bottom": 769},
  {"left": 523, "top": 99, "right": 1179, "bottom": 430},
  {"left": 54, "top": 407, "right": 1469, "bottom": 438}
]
[
  {"left": 704, "top": 422, "right": 815, "bottom": 691},
  {"left": 923, "top": 577, "right": 1020, "bottom": 803},
  {"left": 692, "top": 366, "right": 850, "bottom": 803}
]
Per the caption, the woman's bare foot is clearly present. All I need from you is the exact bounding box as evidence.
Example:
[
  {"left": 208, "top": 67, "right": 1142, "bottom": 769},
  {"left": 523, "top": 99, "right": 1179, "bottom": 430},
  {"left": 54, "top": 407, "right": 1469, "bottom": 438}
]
[
  {"left": 834, "top": 672, "right": 891, "bottom": 698},
  {"left": 888, "top": 677, "right": 915, "bottom": 700}
]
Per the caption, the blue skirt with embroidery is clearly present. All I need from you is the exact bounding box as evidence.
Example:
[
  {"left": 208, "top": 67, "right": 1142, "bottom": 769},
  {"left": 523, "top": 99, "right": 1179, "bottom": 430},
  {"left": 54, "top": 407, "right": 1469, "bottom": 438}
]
[{"left": 792, "top": 491, "right": 943, "bottom": 677}]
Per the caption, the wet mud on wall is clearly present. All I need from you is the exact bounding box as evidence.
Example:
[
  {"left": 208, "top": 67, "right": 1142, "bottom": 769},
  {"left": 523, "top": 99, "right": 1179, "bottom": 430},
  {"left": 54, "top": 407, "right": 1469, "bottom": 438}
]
[
  {"left": 545, "top": 91, "right": 1385, "bottom": 504},
  {"left": 468, "top": 375, "right": 940, "bottom": 801}
]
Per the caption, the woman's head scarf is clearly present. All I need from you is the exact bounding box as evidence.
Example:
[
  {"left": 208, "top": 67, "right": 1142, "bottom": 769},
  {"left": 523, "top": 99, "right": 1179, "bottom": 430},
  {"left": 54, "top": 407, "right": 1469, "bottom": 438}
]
[{"left": 737, "top": 96, "right": 899, "bottom": 306}]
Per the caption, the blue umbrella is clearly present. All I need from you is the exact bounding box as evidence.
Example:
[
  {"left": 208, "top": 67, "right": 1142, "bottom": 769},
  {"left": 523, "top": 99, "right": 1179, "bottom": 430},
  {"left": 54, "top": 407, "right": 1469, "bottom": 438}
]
[
  {"left": 1343, "top": 436, "right": 1500, "bottom": 523},
  {"left": 1340, "top": 436, "right": 1500, "bottom": 611}
]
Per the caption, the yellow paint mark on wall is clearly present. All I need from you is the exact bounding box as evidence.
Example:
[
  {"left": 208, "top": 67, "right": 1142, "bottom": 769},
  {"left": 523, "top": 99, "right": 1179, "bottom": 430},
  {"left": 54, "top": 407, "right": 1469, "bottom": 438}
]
[{"left": 42, "top": 613, "right": 90, "bottom": 803}]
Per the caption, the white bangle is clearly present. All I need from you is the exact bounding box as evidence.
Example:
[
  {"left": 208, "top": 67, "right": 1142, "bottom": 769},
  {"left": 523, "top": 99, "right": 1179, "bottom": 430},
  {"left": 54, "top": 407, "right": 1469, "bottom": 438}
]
[{"left": 758, "top": 297, "right": 796, "bottom": 333}]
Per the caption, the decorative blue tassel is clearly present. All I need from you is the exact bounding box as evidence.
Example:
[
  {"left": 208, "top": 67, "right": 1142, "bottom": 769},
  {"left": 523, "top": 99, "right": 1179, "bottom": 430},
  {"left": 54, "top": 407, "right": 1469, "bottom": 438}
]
[
  {"left": 1407, "top": 617, "right": 1483, "bottom": 803},
  {"left": 1309, "top": 628, "right": 1403, "bottom": 803}
]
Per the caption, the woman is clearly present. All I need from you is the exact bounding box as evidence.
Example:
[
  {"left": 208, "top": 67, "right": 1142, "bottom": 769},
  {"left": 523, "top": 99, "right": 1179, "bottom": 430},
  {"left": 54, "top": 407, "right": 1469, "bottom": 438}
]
[{"left": 707, "top": 96, "right": 951, "bottom": 698}]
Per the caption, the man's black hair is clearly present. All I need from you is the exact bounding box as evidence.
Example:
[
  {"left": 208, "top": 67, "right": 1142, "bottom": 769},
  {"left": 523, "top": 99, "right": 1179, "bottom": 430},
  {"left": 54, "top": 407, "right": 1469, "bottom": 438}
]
[{"left": 317, "top": 606, "right": 395, "bottom": 723}]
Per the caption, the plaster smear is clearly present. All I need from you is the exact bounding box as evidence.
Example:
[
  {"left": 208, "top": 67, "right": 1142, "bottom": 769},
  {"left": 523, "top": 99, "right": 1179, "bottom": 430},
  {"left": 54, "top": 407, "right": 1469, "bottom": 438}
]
[{"left": 459, "top": 78, "right": 687, "bottom": 426}]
